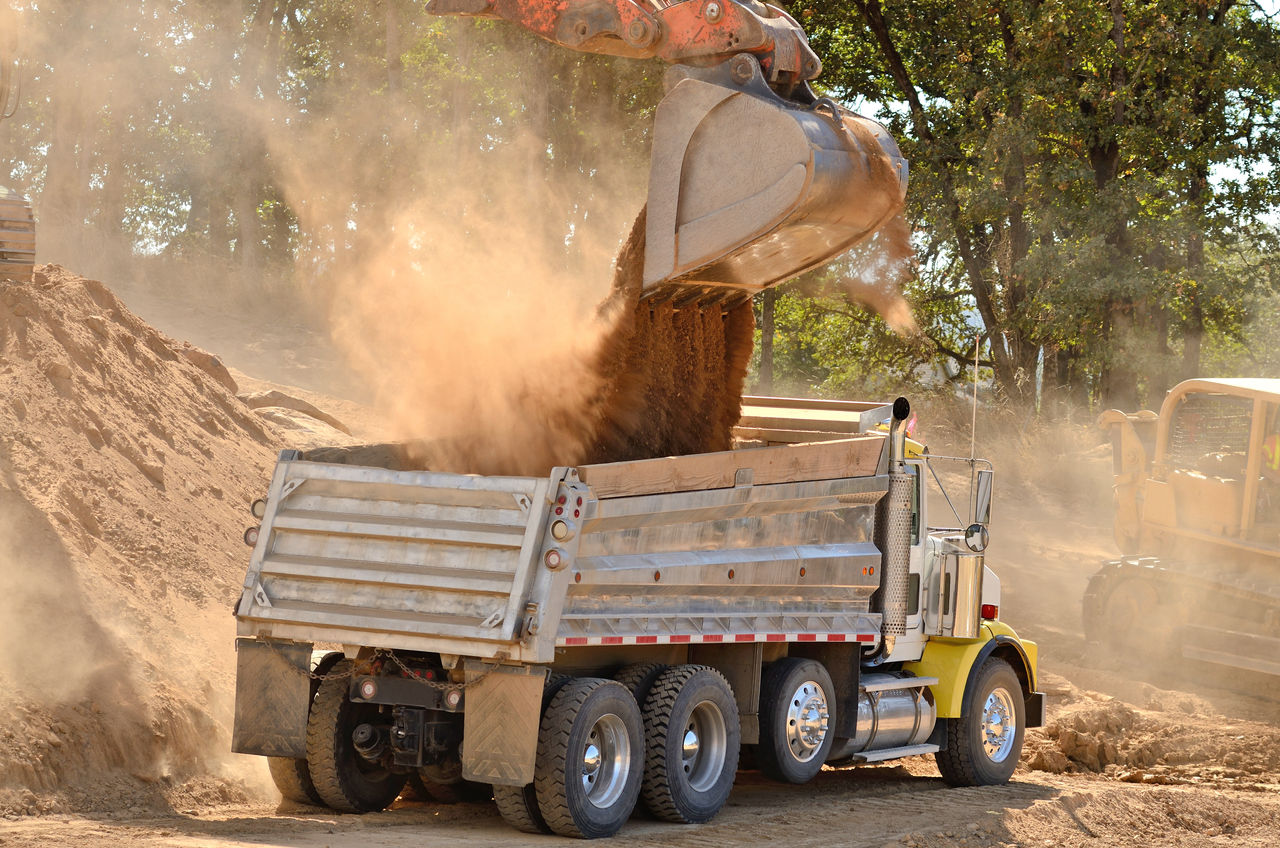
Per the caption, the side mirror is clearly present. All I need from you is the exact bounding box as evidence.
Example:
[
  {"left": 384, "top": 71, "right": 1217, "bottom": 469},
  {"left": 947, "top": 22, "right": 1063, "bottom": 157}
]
[
  {"left": 973, "top": 468, "right": 993, "bottom": 525},
  {"left": 965, "top": 522, "right": 989, "bottom": 552}
]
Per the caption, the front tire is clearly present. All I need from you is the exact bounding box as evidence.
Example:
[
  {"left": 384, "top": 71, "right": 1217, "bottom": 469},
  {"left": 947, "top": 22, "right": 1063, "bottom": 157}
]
[
  {"left": 640, "top": 665, "right": 740, "bottom": 824},
  {"left": 756, "top": 658, "right": 836, "bottom": 784},
  {"left": 534, "top": 678, "right": 643, "bottom": 838},
  {"left": 935, "top": 657, "right": 1024, "bottom": 786},
  {"left": 305, "top": 659, "right": 408, "bottom": 812}
]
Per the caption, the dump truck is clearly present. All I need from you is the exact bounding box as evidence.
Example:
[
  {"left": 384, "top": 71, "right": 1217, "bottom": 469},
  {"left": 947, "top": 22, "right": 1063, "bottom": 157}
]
[
  {"left": 1085, "top": 378, "right": 1280, "bottom": 680},
  {"left": 232, "top": 397, "right": 1044, "bottom": 838}
]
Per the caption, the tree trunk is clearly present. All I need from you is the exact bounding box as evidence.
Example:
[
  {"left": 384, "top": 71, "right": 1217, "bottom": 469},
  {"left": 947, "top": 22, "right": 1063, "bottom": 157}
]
[{"left": 758, "top": 287, "right": 777, "bottom": 394}]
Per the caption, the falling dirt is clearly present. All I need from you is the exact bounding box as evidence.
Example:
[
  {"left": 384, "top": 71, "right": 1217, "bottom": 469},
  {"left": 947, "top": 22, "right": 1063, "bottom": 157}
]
[{"left": 400, "top": 208, "right": 756, "bottom": 474}]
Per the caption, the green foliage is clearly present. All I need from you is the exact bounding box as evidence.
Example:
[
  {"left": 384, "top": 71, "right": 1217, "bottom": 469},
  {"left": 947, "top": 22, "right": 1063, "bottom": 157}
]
[
  {"left": 2, "top": 1, "right": 1277, "bottom": 410},
  {"left": 771, "top": 0, "right": 1280, "bottom": 408}
]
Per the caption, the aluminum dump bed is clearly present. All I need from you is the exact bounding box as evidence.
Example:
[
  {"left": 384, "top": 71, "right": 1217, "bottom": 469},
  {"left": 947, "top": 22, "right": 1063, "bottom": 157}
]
[{"left": 236, "top": 435, "right": 890, "bottom": 664}]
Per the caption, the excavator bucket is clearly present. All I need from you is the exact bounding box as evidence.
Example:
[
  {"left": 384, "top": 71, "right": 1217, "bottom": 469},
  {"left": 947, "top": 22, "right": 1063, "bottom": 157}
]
[
  {"left": 0, "top": 187, "right": 35, "bottom": 283},
  {"left": 643, "top": 58, "right": 908, "bottom": 299}
]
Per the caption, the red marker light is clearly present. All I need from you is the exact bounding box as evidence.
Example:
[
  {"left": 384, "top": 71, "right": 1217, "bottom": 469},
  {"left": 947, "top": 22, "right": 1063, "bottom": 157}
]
[{"left": 981, "top": 604, "right": 998, "bottom": 620}]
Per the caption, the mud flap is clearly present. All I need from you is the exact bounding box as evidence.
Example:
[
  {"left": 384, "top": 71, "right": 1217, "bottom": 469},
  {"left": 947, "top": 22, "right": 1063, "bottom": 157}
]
[
  {"left": 231, "top": 638, "right": 311, "bottom": 758},
  {"left": 461, "top": 661, "right": 546, "bottom": 787}
]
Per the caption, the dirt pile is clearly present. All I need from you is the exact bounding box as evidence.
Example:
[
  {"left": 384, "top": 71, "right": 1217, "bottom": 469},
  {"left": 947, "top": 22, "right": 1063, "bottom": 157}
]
[
  {"left": 1021, "top": 674, "right": 1280, "bottom": 789},
  {"left": 0, "top": 265, "right": 286, "bottom": 814}
]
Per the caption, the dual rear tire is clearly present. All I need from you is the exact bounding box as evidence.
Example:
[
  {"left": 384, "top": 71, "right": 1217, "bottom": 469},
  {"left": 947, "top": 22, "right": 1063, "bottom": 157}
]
[{"left": 494, "top": 665, "right": 742, "bottom": 838}]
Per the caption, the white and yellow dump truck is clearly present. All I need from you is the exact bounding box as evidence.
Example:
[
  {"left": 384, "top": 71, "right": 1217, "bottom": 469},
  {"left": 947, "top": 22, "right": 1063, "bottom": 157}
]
[{"left": 232, "top": 397, "right": 1042, "bottom": 838}]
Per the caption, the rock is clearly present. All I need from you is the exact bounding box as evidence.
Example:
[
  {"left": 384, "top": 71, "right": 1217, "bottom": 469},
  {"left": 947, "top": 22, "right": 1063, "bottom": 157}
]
[
  {"left": 1059, "top": 729, "right": 1102, "bottom": 772},
  {"left": 238, "top": 389, "right": 351, "bottom": 435},
  {"left": 1029, "top": 748, "right": 1070, "bottom": 773},
  {"left": 178, "top": 344, "right": 238, "bottom": 393},
  {"left": 85, "top": 314, "right": 110, "bottom": 337},
  {"left": 44, "top": 361, "right": 73, "bottom": 381}
]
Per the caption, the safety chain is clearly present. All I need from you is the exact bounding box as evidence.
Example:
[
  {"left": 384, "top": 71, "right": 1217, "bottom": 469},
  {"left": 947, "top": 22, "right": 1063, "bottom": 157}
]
[{"left": 261, "top": 641, "right": 510, "bottom": 692}]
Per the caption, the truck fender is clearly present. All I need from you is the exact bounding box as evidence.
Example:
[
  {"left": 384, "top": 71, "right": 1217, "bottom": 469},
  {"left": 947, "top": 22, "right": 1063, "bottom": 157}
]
[{"left": 903, "top": 623, "right": 1040, "bottom": 726}]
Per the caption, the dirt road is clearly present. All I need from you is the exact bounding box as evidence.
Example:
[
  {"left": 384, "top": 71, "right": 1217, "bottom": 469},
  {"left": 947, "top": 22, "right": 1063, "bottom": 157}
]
[{"left": 4, "top": 763, "right": 1278, "bottom": 847}]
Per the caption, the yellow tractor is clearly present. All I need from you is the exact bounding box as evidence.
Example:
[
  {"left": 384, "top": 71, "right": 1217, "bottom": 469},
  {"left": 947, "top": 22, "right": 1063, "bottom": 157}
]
[{"left": 1085, "top": 378, "right": 1280, "bottom": 679}]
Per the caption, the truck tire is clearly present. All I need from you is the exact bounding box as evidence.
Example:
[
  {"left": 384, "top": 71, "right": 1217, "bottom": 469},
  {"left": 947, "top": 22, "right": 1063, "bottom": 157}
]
[
  {"left": 305, "top": 658, "right": 409, "bottom": 812},
  {"left": 494, "top": 783, "right": 549, "bottom": 833},
  {"left": 409, "top": 761, "right": 492, "bottom": 804},
  {"left": 613, "top": 662, "right": 668, "bottom": 710},
  {"left": 534, "top": 678, "right": 643, "bottom": 838},
  {"left": 268, "top": 757, "right": 321, "bottom": 805},
  {"left": 640, "top": 665, "right": 740, "bottom": 824},
  {"left": 492, "top": 672, "right": 573, "bottom": 834},
  {"left": 935, "top": 657, "right": 1024, "bottom": 786},
  {"left": 267, "top": 650, "right": 346, "bottom": 806},
  {"left": 756, "top": 658, "right": 836, "bottom": 784}
]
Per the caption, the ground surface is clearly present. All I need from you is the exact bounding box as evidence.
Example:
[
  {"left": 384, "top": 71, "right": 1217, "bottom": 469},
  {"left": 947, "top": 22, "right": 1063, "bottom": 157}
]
[{"left": 0, "top": 266, "right": 1276, "bottom": 846}]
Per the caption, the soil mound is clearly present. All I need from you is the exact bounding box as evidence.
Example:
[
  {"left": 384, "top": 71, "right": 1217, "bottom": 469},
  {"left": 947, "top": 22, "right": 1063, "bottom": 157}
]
[
  {"left": 1021, "top": 675, "right": 1280, "bottom": 788},
  {"left": 0, "top": 266, "right": 283, "bottom": 814}
]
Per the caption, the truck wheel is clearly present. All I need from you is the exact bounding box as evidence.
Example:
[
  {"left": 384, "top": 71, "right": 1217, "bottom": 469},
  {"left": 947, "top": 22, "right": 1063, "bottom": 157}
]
[
  {"left": 534, "top": 678, "right": 643, "bottom": 838},
  {"left": 268, "top": 650, "right": 346, "bottom": 806},
  {"left": 306, "top": 658, "right": 408, "bottom": 812},
  {"left": 494, "top": 783, "right": 549, "bottom": 833},
  {"left": 613, "top": 662, "right": 668, "bottom": 710},
  {"left": 416, "top": 759, "right": 492, "bottom": 803},
  {"left": 756, "top": 658, "right": 835, "bottom": 784},
  {"left": 935, "top": 657, "right": 1024, "bottom": 786},
  {"left": 268, "top": 757, "right": 321, "bottom": 805},
  {"left": 640, "top": 665, "right": 740, "bottom": 823}
]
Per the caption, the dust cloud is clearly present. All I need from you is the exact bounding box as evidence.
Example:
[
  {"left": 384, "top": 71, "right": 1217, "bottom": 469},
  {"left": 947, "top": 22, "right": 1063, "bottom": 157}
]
[{"left": 260, "top": 38, "right": 760, "bottom": 475}]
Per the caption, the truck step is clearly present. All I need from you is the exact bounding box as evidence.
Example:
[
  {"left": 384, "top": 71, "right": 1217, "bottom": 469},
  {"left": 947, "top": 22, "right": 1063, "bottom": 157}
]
[
  {"left": 861, "top": 676, "right": 938, "bottom": 693},
  {"left": 845, "top": 743, "right": 940, "bottom": 764}
]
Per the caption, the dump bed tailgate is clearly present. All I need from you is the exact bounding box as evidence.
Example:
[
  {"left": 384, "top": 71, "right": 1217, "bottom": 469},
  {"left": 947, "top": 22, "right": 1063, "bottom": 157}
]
[{"left": 235, "top": 457, "right": 562, "bottom": 660}]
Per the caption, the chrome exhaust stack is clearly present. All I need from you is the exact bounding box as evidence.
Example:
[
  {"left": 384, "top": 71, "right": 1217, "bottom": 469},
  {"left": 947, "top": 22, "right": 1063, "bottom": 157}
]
[{"left": 875, "top": 397, "right": 912, "bottom": 655}]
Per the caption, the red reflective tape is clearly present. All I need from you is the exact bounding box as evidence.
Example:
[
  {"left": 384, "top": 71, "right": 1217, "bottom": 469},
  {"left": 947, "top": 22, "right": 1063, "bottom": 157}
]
[
  {"left": 669, "top": 634, "right": 692, "bottom": 643},
  {"left": 563, "top": 637, "right": 588, "bottom": 646},
  {"left": 702, "top": 634, "right": 723, "bottom": 643},
  {"left": 827, "top": 634, "right": 847, "bottom": 642},
  {"left": 635, "top": 635, "right": 659, "bottom": 644},
  {"left": 856, "top": 634, "right": 875, "bottom": 642},
  {"left": 601, "top": 636, "right": 624, "bottom": 645},
  {"left": 796, "top": 634, "right": 818, "bottom": 642},
  {"left": 765, "top": 633, "right": 786, "bottom": 642},
  {"left": 735, "top": 634, "right": 755, "bottom": 642}
]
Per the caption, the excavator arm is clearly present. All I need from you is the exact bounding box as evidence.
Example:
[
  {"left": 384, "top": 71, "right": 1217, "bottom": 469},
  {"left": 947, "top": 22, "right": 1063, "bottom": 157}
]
[
  {"left": 427, "top": 0, "right": 821, "bottom": 84},
  {"left": 429, "top": 0, "right": 908, "bottom": 300}
]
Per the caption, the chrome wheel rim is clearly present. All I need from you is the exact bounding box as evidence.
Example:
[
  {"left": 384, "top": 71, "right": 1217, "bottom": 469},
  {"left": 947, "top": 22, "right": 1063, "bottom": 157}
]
[
  {"left": 581, "top": 712, "right": 630, "bottom": 808},
  {"left": 981, "top": 688, "right": 1017, "bottom": 763},
  {"left": 785, "top": 680, "right": 829, "bottom": 763},
  {"left": 682, "top": 699, "right": 727, "bottom": 792}
]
